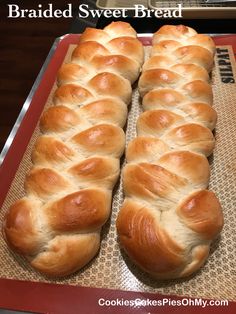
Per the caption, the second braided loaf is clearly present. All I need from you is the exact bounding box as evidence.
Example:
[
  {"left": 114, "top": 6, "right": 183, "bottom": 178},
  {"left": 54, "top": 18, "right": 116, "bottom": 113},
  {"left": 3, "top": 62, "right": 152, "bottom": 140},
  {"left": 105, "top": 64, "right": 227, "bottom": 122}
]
[{"left": 117, "top": 25, "right": 224, "bottom": 279}]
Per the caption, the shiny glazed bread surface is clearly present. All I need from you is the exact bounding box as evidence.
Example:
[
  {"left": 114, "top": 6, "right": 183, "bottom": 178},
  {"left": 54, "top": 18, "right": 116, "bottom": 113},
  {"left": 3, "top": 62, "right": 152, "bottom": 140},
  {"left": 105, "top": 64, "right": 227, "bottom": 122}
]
[
  {"left": 117, "top": 25, "right": 224, "bottom": 279},
  {"left": 3, "top": 21, "right": 144, "bottom": 277}
]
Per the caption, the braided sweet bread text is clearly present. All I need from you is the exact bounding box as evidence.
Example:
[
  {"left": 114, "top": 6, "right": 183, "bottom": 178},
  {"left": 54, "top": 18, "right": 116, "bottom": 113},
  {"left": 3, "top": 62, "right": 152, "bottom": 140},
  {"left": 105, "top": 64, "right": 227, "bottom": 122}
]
[
  {"left": 117, "top": 25, "right": 224, "bottom": 279},
  {"left": 3, "top": 22, "right": 144, "bottom": 277}
]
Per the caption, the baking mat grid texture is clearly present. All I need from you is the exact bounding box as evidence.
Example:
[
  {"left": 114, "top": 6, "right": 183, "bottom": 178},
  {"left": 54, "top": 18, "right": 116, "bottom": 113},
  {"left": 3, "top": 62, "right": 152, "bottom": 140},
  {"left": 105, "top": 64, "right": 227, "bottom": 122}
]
[{"left": 0, "top": 45, "right": 235, "bottom": 301}]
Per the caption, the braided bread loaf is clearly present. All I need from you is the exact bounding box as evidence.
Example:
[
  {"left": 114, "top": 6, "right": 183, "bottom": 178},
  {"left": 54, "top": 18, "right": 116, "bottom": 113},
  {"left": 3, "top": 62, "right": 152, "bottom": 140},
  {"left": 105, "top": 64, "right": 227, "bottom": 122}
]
[
  {"left": 3, "top": 22, "right": 144, "bottom": 277},
  {"left": 117, "top": 25, "right": 224, "bottom": 279}
]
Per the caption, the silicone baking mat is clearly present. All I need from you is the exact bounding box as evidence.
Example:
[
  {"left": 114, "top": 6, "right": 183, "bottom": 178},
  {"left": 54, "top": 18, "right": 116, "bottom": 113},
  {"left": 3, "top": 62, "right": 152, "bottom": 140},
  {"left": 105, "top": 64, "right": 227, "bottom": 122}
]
[{"left": 0, "top": 41, "right": 235, "bottom": 302}]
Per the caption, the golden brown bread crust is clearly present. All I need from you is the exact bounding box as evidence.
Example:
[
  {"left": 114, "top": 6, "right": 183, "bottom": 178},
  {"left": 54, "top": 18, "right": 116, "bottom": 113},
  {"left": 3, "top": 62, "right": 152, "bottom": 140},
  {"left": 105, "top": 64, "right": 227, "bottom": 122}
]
[
  {"left": 177, "top": 190, "right": 223, "bottom": 240},
  {"left": 126, "top": 137, "right": 169, "bottom": 163},
  {"left": 40, "top": 105, "right": 80, "bottom": 133},
  {"left": 89, "top": 72, "right": 132, "bottom": 103},
  {"left": 31, "top": 234, "right": 101, "bottom": 277},
  {"left": 53, "top": 84, "right": 93, "bottom": 105},
  {"left": 91, "top": 55, "right": 140, "bottom": 83},
  {"left": 57, "top": 63, "right": 90, "bottom": 86},
  {"left": 123, "top": 163, "right": 187, "bottom": 205},
  {"left": 117, "top": 199, "right": 212, "bottom": 279},
  {"left": 4, "top": 198, "right": 43, "bottom": 255},
  {"left": 158, "top": 151, "right": 210, "bottom": 187},
  {"left": 32, "top": 136, "right": 75, "bottom": 166},
  {"left": 117, "top": 200, "right": 185, "bottom": 275},
  {"left": 45, "top": 190, "right": 111, "bottom": 233},
  {"left": 68, "top": 157, "right": 120, "bottom": 189},
  {"left": 142, "top": 88, "right": 217, "bottom": 128},
  {"left": 80, "top": 98, "right": 128, "bottom": 127},
  {"left": 72, "top": 42, "right": 109, "bottom": 62},
  {"left": 72, "top": 124, "right": 125, "bottom": 156},
  {"left": 117, "top": 25, "right": 223, "bottom": 279},
  {"left": 79, "top": 21, "right": 137, "bottom": 43},
  {"left": 3, "top": 21, "right": 144, "bottom": 277},
  {"left": 25, "top": 167, "right": 69, "bottom": 198}
]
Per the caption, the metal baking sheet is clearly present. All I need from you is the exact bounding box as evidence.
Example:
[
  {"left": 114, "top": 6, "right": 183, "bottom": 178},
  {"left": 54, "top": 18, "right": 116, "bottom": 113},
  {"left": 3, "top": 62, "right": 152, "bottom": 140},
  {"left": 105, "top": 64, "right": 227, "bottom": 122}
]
[
  {"left": 148, "top": 0, "right": 236, "bottom": 18},
  {"left": 96, "top": 0, "right": 236, "bottom": 18},
  {"left": 0, "top": 34, "right": 236, "bottom": 313},
  {"left": 96, "top": 0, "right": 148, "bottom": 9},
  {"left": 0, "top": 38, "right": 62, "bottom": 166},
  {"left": 149, "top": 0, "right": 236, "bottom": 6},
  {"left": 205, "top": 0, "right": 236, "bottom": 3}
]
